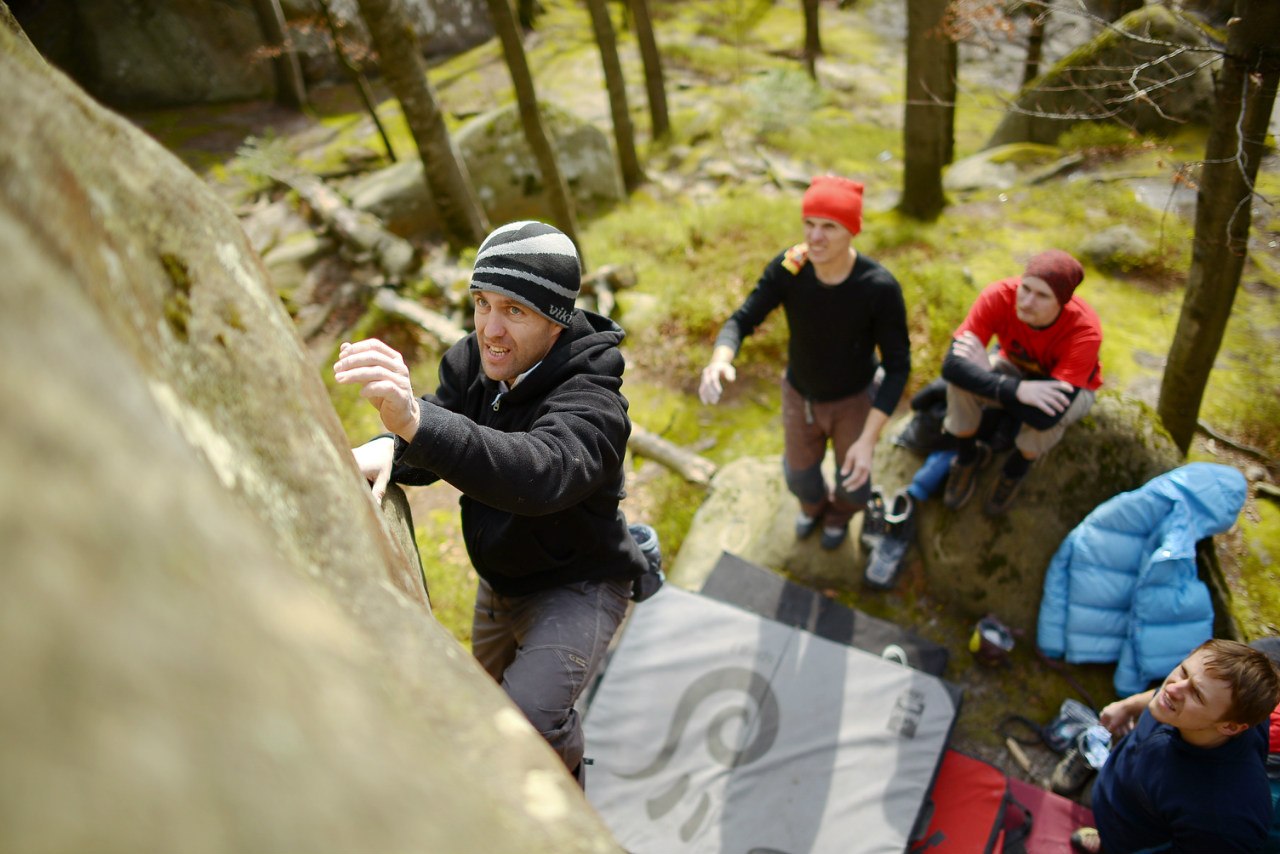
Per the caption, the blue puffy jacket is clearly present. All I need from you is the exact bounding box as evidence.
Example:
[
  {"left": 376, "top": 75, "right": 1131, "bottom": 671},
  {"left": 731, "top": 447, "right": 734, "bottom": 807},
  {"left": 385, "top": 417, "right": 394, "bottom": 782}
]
[{"left": 1036, "top": 463, "right": 1247, "bottom": 696}]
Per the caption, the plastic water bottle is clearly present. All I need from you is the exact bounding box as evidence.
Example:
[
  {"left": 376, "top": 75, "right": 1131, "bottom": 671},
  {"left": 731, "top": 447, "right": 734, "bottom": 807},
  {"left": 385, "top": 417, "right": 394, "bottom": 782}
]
[{"left": 628, "top": 523, "right": 663, "bottom": 576}]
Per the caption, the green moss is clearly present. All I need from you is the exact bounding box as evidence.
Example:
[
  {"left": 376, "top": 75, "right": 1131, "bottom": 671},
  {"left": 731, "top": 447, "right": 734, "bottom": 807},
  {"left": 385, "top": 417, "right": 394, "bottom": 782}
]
[
  {"left": 625, "top": 377, "right": 782, "bottom": 466},
  {"left": 985, "top": 143, "right": 1063, "bottom": 165},
  {"left": 160, "top": 252, "right": 193, "bottom": 341},
  {"left": 1237, "top": 498, "right": 1280, "bottom": 637},
  {"left": 760, "top": 111, "right": 901, "bottom": 177},
  {"left": 1056, "top": 123, "right": 1143, "bottom": 154}
]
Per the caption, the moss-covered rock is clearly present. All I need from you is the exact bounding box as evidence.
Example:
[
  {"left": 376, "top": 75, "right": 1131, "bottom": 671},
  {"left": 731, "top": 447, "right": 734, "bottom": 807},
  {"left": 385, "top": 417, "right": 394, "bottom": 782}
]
[
  {"left": 668, "top": 455, "right": 873, "bottom": 593},
  {"left": 14, "top": 0, "right": 494, "bottom": 107},
  {"left": 987, "top": 6, "right": 1218, "bottom": 148},
  {"left": 672, "top": 394, "right": 1187, "bottom": 638},
  {"left": 346, "top": 101, "right": 624, "bottom": 238},
  {"left": 879, "top": 392, "right": 1182, "bottom": 631}
]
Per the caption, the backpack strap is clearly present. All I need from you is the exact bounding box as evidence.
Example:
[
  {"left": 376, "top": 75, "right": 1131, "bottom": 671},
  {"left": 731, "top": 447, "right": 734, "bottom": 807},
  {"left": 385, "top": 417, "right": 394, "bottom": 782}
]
[
  {"left": 999, "top": 786, "right": 1034, "bottom": 854},
  {"left": 781, "top": 242, "right": 809, "bottom": 275}
]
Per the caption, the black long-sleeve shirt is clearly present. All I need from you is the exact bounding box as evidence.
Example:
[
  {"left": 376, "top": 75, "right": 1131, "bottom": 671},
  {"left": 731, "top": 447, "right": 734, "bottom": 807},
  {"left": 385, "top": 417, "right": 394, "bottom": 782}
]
[{"left": 714, "top": 247, "right": 911, "bottom": 413}]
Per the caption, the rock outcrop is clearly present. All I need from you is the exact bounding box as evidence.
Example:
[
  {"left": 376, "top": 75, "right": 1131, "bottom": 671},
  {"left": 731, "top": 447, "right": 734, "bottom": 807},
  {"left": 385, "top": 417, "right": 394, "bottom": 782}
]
[
  {"left": 12, "top": 0, "right": 492, "bottom": 107},
  {"left": 670, "top": 393, "right": 1184, "bottom": 636},
  {"left": 0, "top": 24, "right": 619, "bottom": 854},
  {"left": 987, "top": 6, "right": 1218, "bottom": 148},
  {"left": 346, "top": 102, "right": 626, "bottom": 238}
]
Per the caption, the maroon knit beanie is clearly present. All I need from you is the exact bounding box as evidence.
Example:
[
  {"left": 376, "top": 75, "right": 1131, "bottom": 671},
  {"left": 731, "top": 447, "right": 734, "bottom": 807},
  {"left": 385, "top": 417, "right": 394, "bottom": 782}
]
[
  {"left": 802, "top": 175, "right": 864, "bottom": 236},
  {"left": 1024, "top": 250, "right": 1085, "bottom": 305}
]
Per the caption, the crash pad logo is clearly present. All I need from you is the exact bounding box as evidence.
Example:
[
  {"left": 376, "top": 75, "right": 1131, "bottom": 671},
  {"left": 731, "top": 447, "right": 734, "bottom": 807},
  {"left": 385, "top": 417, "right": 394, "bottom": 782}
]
[
  {"left": 888, "top": 689, "right": 925, "bottom": 738},
  {"left": 615, "top": 666, "right": 781, "bottom": 844}
]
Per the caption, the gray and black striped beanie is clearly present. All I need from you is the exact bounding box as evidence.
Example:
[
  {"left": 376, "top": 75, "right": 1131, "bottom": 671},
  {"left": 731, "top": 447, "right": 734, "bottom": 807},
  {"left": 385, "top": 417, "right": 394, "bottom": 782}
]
[{"left": 470, "top": 221, "right": 581, "bottom": 327}]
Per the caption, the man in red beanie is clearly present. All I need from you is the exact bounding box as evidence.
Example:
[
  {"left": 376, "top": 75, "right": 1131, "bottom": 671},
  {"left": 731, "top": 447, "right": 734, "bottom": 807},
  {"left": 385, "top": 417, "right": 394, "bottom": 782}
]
[
  {"left": 941, "top": 249, "right": 1103, "bottom": 515},
  {"left": 698, "top": 175, "right": 911, "bottom": 549}
]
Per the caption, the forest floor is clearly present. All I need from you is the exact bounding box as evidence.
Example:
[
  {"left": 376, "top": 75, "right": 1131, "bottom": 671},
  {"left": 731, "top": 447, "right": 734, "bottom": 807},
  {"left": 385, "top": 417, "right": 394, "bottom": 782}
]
[{"left": 129, "top": 0, "right": 1280, "bottom": 802}]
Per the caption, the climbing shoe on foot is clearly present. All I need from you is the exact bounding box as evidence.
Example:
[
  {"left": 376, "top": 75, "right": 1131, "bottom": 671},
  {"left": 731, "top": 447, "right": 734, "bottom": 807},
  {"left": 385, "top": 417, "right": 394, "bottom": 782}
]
[{"left": 942, "top": 443, "right": 990, "bottom": 510}]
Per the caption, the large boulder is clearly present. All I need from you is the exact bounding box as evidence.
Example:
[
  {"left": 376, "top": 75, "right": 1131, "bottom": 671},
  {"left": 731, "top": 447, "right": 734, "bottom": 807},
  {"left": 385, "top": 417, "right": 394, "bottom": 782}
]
[
  {"left": 0, "top": 26, "right": 619, "bottom": 854},
  {"left": 458, "top": 100, "right": 626, "bottom": 219},
  {"left": 12, "top": 0, "right": 492, "bottom": 107},
  {"left": 668, "top": 456, "right": 872, "bottom": 593},
  {"left": 669, "top": 393, "right": 1184, "bottom": 637},
  {"left": 987, "top": 6, "right": 1218, "bottom": 148},
  {"left": 877, "top": 392, "right": 1183, "bottom": 631},
  {"left": 346, "top": 102, "right": 626, "bottom": 238}
]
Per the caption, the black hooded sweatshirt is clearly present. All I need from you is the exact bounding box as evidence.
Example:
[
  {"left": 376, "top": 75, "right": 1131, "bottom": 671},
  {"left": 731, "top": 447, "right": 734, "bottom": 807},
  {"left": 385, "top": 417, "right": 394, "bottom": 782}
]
[{"left": 389, "top": 309, "right": 647, "bottom": 597}]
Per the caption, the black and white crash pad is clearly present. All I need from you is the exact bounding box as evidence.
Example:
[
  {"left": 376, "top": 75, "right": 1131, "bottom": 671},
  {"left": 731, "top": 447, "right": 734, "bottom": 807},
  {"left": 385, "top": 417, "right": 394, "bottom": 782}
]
[
  {"left": 582, "top": 571, "right": 961, "bottom": 854},
  {"left": 701, "top": 551, "right": 952, "bottom": 678}
]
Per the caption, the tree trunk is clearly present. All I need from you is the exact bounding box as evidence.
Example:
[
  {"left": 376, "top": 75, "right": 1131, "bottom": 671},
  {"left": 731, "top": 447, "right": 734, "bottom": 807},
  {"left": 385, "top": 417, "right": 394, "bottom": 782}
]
[
  {"left": 1021, "top": 6, "right": 1048, "bottom": 90},
  {"left": 517, "top": 0, "right": 543, "bottom": 30},
  {"left": 355, "top": 0, "right": 490, "bottom": 248},
  {"left": 900, "top": 0, "right": 956, "bottom": 220},
  {"left": 629, "top": 0, "right": 670, "bottom": 140},
  {"left": 1157, "top": 0, "right": 1280, "bottom": 454},
  {"left": 583, "top": 0, "right": 644, "bottom": 192},
  {"left": 319, "top": 0, "right": 397, "bottom": 162},
  {"left": 802, "top": 0, "right": 822, "bottom": 80},
  {"left": 483, "top": 0, "right": 582, "bottom": 252},
  {"left": 252, "top": 0, "right": 308, "bottom": 110}
]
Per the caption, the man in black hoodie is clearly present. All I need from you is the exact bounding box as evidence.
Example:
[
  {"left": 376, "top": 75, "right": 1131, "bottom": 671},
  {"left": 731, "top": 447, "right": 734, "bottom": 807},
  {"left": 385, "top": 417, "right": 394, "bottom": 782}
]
[{"left": 334, "top": 221, "right": 647, "bottom": 785}]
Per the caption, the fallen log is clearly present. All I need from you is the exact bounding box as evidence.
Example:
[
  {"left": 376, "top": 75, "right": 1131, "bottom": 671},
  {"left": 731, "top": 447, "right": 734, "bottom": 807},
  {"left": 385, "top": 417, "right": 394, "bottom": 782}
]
[
  {"left": 581, "top": 264, "right": 637, "bottom": 293},
  {"left": 1195, "top": 419, "right": 1274, "bottom": 466},
  {"left": 629, "top": 424, "right": 717, "bottom": 486},
  {"left": 373, "top": 288, "right": 468, "bottom": 347},
  {"left": 578, "top": 264, "right": 637, "bottom": 318},
  {"left": 273, "top": 168, "right": 418, "bottom": 281}
]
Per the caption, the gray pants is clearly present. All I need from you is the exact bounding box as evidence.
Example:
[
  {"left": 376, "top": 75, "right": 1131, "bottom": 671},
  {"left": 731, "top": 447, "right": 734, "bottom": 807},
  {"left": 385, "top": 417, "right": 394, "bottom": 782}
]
[{"left": 472, "top": 577, "right": 632, "bottom": 773}]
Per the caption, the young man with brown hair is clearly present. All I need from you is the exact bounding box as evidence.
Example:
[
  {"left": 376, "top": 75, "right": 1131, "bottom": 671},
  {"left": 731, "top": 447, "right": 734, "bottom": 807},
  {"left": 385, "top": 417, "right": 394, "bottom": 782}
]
[{"left": 1070, "top": 639, "right": 1280, "bottom": 853}]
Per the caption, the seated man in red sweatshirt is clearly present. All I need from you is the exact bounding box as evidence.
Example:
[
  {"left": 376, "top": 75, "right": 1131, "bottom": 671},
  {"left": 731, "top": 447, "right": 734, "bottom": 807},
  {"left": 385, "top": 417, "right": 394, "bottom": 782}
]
[
  {"left": 1070, "top": 639, "right": 1280, "bottom": 853},
  {"left": 941, "top": 250, "right": 1102, "bottom": 515}
]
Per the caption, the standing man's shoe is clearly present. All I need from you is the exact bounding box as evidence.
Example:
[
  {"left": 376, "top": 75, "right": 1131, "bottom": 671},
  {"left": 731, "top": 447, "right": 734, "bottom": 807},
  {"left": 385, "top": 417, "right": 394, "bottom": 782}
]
[
  {"left": 942, "top": 443, "right": 990, "bottom": 510},
  {"left": 820, "top": 524, "right": 849, "bottom": 550},
  {"left": 795, "top": 511, "right": 819, "bottom": 539}
]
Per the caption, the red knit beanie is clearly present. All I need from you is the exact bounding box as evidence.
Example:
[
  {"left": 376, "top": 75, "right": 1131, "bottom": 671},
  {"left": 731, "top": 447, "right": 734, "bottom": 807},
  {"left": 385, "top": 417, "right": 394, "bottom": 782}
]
[
  {"left": 1024, "top": 250, "right": 1085, "bottom": 305},
  {"left": 802, "top": 175, "right": 864, "bottom": 236}
]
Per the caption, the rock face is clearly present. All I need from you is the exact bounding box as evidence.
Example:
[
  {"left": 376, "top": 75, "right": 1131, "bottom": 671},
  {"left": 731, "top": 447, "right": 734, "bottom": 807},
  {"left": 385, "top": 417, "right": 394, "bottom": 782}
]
[
  {"left": 987, "top": 6, "right": 1218, "bottom": 148},
  {"left": 346, "top": 102, "right": 626, "bottom": 238},
  {"left": 12, "top": 0, "right": 492, "bottom": 106},
  {"left": 670, "top": 393, "right": 1184, "bottom": 637},
  {"left": 0, "top": 27, "right": 619, "bottom": 854}
]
